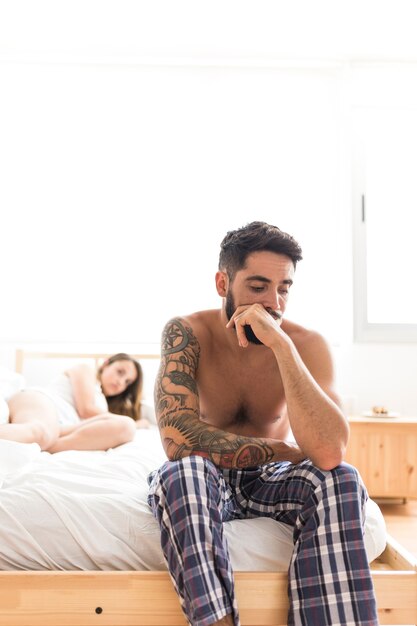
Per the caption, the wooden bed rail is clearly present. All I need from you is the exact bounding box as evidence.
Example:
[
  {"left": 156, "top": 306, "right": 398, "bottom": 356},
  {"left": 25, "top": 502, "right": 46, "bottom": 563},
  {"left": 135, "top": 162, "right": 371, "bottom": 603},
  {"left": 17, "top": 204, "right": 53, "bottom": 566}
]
[{"left": 0, "top": 538, "right": 415, "bottom": 626}]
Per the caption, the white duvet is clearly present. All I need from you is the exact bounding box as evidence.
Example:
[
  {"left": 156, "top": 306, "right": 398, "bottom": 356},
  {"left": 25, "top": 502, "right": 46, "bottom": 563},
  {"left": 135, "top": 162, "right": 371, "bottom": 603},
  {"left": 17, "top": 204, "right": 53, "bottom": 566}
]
[{"left": 0, "top": 429, "right": 386, "bottom": 571}]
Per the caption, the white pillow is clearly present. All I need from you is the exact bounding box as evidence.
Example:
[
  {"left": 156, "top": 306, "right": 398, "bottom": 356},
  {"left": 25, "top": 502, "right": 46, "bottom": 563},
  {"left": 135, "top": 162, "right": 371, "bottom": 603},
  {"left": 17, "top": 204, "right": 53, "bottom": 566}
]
[
  {"left": 141, "top": 401, "right": 157, "bottom": 424},
  {"left": 0, "top": 367, "right": 25, "bottom": 400}
]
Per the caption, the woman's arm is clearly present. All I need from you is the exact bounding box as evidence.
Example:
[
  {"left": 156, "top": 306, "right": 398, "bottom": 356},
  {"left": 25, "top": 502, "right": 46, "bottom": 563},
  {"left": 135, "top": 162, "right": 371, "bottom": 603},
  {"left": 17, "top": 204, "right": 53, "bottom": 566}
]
[
  {"left": 66, "top": 364, "right": 106, "bottom": 419},
  {"left": 135, "top": 418, "right": 151, "bottom": 429}
]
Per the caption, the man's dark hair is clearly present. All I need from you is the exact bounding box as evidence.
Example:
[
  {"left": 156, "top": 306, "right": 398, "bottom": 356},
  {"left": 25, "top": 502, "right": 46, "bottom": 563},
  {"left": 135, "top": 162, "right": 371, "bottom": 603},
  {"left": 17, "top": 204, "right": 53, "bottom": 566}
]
[{"left": 218, "top": 221, "right": 303, "bottom": 280}]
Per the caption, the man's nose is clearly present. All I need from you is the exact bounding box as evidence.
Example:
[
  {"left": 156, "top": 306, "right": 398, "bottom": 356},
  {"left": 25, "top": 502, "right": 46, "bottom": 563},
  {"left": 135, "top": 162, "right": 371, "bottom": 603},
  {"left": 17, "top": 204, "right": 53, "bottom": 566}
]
[{"left": 264, "top": 292, "right": 280, "bottom": 311}]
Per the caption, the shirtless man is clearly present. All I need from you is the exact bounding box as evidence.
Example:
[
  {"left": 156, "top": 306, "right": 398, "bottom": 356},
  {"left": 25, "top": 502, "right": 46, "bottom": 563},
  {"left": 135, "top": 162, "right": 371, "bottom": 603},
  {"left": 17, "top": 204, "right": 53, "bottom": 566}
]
[{"left": 148, "top": 221, "right": 378, "bottom": 626}]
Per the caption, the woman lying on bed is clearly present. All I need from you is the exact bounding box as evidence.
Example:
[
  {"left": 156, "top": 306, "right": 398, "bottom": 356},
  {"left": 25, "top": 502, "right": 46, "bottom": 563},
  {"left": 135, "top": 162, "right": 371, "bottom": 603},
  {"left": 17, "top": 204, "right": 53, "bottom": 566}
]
[{"left": 1, "top": 353, "right": 150, "bottom": 452}]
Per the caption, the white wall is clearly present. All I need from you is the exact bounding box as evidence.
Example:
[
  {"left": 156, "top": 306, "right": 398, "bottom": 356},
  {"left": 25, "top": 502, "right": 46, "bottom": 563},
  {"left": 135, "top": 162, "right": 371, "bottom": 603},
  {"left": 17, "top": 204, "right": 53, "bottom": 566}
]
[
  {"left": 1, "top": 2, "right": 417, "bottom": 416},
  {"left": 0, "top": 63, "right": 348, "bottom": 346}
]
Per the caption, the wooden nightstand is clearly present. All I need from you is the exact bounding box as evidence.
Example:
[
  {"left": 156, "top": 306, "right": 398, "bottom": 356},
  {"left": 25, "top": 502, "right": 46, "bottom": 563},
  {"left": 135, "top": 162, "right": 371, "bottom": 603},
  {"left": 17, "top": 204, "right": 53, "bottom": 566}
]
[{"left": 345, "top": 415, "right": 417, "bottom": 500}]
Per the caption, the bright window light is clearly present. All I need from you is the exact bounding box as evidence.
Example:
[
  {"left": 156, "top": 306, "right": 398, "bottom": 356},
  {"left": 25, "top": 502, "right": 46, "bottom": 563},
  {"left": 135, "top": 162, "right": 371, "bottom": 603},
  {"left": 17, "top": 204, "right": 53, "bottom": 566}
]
[
  {"left": 365, "top": 109, "right": 417, "bottom": 324},
  {"left": 0, "top": 62, "right": 345, "bottom": 346},
  {"left": 353, "top": 104, "right": 417, "bottom": 340}
]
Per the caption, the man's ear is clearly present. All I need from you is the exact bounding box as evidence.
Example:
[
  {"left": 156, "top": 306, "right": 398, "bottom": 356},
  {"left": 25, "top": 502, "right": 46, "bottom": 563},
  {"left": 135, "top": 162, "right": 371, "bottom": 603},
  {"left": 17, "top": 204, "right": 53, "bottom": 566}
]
[{"left": 215, "top": 271, "right": 229, "bottom": 297}]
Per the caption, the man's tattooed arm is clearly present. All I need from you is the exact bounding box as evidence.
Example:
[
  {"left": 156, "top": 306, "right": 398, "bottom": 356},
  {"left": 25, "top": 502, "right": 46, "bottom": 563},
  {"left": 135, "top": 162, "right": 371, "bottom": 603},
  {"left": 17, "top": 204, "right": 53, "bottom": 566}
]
[
  {"left": 154, "top": 317, "right": 302, "bottom": 469},
  {"left": 158, "top": 411, "right": 275, "bottom": 469}
]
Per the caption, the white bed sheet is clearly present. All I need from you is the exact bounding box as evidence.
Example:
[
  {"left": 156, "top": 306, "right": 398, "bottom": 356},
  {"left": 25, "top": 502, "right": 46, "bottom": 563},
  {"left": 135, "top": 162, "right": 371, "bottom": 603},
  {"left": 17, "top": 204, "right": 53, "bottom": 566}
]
[{"left": 0, "top": 429, "right": 386, "bottom": 571}]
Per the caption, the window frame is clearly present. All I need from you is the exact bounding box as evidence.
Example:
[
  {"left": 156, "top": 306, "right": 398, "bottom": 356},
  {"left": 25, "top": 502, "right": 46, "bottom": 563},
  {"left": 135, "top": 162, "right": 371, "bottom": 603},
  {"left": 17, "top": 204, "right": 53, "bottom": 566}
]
[{"left": 352, "top": 106, "right": 417, "bottom": 342}]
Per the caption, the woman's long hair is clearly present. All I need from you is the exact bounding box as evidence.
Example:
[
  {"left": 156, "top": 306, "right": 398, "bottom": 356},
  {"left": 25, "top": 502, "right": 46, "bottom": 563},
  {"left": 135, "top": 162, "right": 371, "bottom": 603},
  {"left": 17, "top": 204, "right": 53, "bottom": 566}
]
[{"left": 98, "top": 353, "right": 143, "bottom": 421}]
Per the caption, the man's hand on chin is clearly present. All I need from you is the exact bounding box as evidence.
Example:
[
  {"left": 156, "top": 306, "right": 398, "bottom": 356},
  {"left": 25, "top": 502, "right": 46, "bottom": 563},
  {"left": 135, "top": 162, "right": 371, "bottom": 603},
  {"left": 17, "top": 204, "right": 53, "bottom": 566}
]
[{"left": 226, "top": 303, "right": 284, "bottom": 348}]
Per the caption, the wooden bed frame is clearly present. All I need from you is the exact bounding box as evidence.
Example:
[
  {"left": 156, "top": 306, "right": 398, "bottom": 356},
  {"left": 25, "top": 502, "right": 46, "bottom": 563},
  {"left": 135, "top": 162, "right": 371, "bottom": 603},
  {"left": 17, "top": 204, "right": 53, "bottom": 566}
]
[
  {"left": 0, "top": 535, "right": 415, "bottom": 626},
  {"left": 3, "top": 349, "right": 416, "bottom": 626},
  {"left": 14, "top": 349, "right": 160, "bottom": 375}
]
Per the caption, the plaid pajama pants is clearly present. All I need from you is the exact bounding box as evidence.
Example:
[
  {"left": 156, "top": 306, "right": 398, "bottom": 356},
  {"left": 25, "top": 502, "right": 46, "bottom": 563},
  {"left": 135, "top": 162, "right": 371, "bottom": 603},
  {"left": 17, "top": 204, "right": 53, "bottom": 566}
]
[{"left": 148, "top": 456, "right": 378, "bottom": 626}]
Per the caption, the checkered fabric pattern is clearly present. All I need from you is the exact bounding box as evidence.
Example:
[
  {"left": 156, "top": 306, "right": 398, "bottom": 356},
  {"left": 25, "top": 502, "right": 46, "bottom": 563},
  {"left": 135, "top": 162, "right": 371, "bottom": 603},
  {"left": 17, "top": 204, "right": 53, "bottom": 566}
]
[{"left": 148, "top": 456, "right": 378, "bottom": 626}]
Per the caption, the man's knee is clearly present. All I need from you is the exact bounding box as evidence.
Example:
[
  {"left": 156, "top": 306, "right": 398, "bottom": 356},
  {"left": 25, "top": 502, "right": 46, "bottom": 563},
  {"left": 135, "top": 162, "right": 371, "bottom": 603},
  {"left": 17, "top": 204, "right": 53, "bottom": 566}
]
[
  {"left": 329, "top": 461, "right": 366, "bottom": 496},
  {"left": 298, "top": 459, "right": 366, "bottom": 502},
  {"left": 302, "top": 458, "right": 361, "bottom": 482},
  {"left": 330, "top": 461, "right": 360, "bottom": 477}
]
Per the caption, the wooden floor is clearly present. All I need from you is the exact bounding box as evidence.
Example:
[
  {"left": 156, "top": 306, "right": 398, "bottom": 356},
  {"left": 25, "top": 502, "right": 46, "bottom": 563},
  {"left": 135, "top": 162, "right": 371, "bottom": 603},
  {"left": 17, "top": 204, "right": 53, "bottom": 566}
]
[{"left": 379, "top": 498, "right": 417, "bottom": 558}]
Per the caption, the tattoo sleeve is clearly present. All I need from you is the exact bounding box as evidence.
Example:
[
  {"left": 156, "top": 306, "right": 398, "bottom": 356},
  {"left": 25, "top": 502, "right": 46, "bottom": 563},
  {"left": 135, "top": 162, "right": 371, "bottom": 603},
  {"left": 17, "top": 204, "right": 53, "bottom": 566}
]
[{"left": 154, "top": 318, "right": 274, "bottom": 469}]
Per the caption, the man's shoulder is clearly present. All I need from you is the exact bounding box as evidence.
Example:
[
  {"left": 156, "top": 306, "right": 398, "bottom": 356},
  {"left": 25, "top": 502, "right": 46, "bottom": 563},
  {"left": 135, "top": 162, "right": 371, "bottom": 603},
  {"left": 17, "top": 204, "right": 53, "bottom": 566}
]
[
  {"left": 283, "top": 319, "right": 330, "bottom": 352},
  {"left": 162, "top": 310, "right": 220, "bottom": 344},
  {"left": 185, "top": 309, "right": 220, "bottom": 327},
  {"left": 284, "top": 319, "right": 336, "bottom": 380}
]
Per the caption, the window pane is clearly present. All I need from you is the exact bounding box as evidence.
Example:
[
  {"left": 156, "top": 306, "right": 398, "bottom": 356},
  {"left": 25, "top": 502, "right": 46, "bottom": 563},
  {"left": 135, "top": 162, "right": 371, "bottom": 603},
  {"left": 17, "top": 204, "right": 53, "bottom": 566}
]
[{"left": 364, "top": 109, "right": 417, "bottom": 324}]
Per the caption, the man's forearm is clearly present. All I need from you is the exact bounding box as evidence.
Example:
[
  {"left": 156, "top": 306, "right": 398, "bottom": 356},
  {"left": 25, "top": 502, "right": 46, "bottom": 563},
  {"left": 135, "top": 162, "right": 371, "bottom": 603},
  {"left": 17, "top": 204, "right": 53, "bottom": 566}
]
[
  {"left": 158, "top": 410, "right": 305, "bottom": 469},
  {"left": 272, "top": 336, "right": 349, "bottom": 470}
]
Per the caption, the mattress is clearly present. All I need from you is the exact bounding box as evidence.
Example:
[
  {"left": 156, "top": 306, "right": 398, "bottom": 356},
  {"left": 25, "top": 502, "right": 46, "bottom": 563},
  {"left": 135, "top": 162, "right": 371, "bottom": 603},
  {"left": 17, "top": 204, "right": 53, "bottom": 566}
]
[{"left": 0, "top": 429, "right": 386, "bottom": 571}]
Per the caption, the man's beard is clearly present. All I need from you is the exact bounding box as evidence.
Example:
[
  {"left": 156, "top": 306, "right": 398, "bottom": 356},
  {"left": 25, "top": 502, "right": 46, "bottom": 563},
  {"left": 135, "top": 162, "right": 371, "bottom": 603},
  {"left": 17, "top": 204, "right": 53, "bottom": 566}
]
[{"left": 225, "top": 291, "right": 263, "bottom": 345}]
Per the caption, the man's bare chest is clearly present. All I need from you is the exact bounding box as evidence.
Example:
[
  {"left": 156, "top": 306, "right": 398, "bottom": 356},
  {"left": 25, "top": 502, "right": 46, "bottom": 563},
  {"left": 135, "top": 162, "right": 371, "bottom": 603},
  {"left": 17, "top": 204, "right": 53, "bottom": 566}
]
[{"left": 196, "top": 353, "right": 287, "bottom": 436}]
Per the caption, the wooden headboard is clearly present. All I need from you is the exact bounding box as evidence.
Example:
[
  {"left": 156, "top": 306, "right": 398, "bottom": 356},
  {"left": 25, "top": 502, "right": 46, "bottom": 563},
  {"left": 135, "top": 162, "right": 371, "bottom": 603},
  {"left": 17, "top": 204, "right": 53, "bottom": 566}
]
[{"left": 15, "top": 349, "right": 160, "bottom": 374}]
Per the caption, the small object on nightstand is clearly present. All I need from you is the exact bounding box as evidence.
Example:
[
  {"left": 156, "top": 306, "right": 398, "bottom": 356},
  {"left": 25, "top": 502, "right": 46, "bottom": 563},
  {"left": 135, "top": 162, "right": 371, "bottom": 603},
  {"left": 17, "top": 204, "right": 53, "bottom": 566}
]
[
  {"left": 372, "top": 406, "right": 389, "bottom": 415},
  {"left": 361, "top": 407, "right": 400, "bottom": 418}
]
